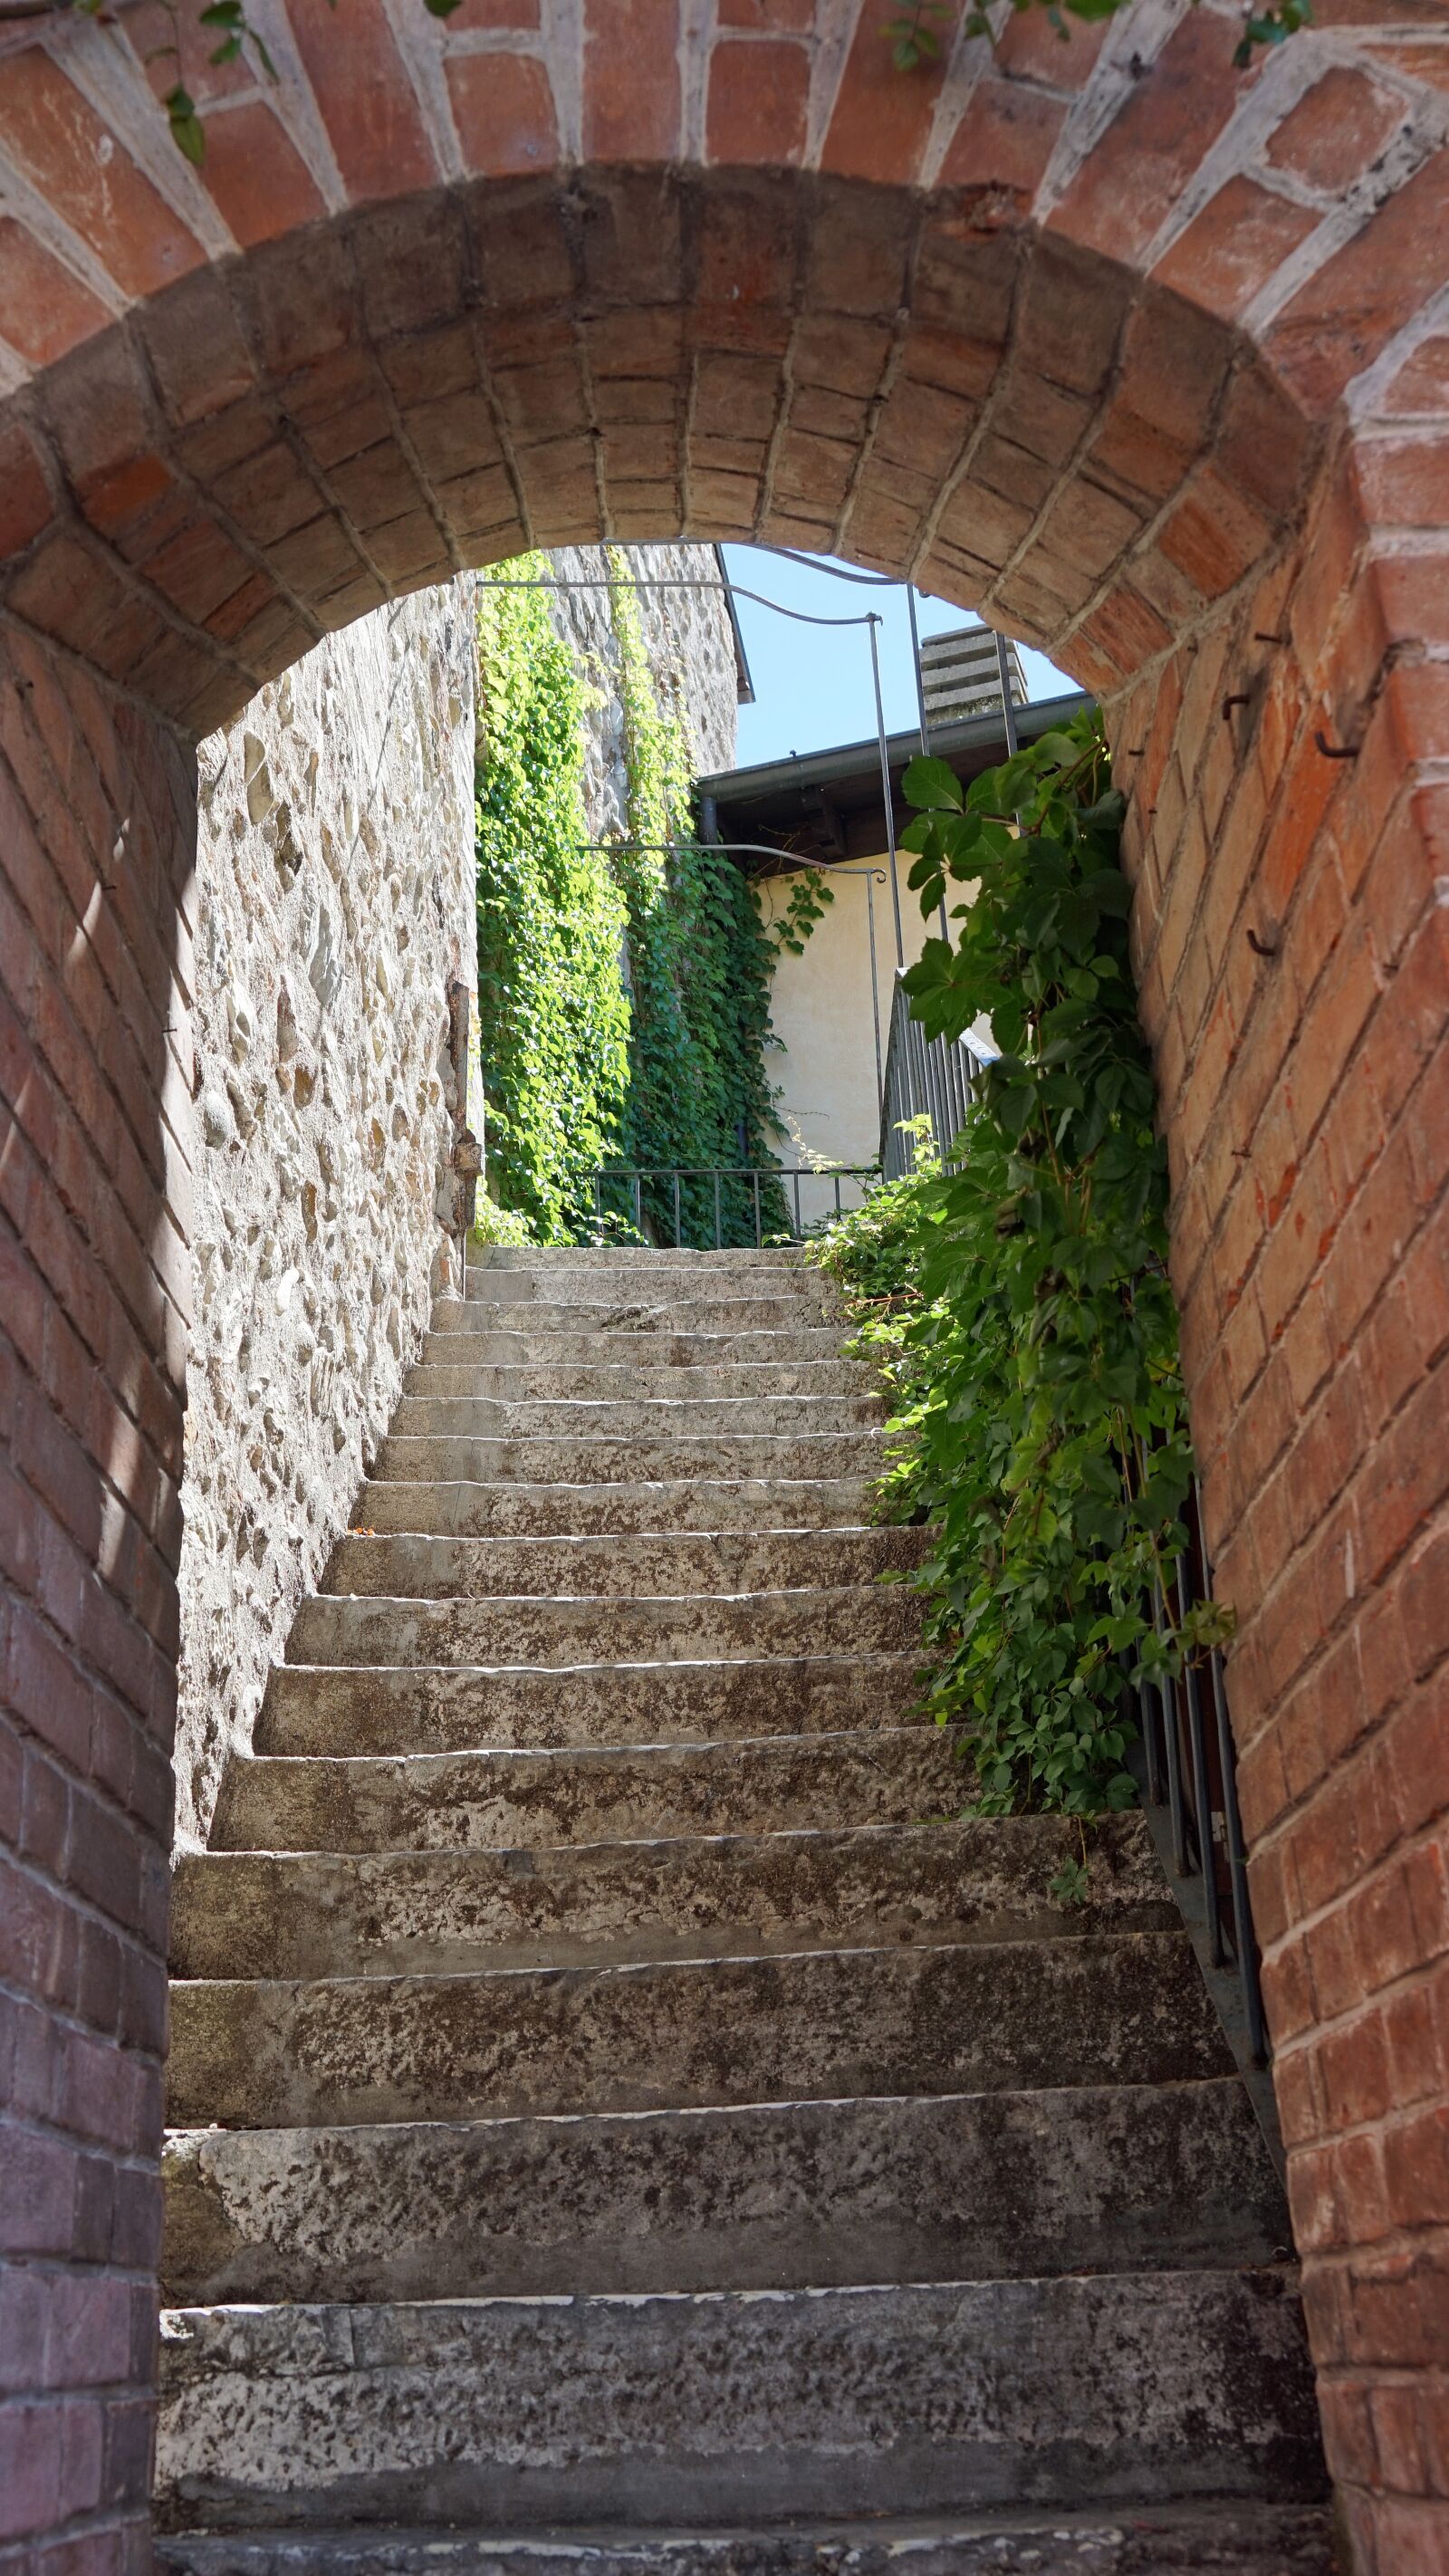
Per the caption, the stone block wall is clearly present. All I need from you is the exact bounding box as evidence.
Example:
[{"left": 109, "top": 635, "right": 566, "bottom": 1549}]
[
  {"left": 542, "top": 543, "right": 741, "bottom": 838},
  {"left": 174, "top": 585, "right": 477, "bottom": 1852}
]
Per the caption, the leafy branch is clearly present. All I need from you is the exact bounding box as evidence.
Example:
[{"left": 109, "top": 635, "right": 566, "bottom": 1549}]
[{"left": 811, "top": 709, "right": 1233, "bottom": 1819}]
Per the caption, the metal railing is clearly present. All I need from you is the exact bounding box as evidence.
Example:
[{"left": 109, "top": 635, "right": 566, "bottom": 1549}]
[
  {"left": 1129, "top": 1475, "right": 1281, "bottom": 2169},
  {"left": 587, "top": 1164, "right": 879, "bottom": 1248},
  {"left": 880, "top": 970, "right": 988, "bottom": 1177}
]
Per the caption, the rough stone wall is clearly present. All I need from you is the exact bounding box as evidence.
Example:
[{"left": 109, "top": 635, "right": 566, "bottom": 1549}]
[
  {"left": 542, "top": 544, "right": 740, "bottom": 839},
  {"left": 175, "top": 586, "right": 477, "bottom": 1853}
]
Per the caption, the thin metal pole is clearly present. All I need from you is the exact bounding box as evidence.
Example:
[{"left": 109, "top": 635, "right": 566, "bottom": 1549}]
[
  {"left": 752, "top": 1170, "right": 762, "bottom": 1248},
  {"left": 868, "top": 614, "right": 905, "bottom": 969},
  {"left": 865, "top": 868, "right": 884, "bottom": 1116},
  {"left": 993, "top": 630, "right": 1020, "bottom": 756},
  {"left": 792, "top": 1170, "right": 801, "bottom": 1240},
  {"left": 672, "top": 1170, "right": 682, "bottom": 1248},
  {"left": 908, "top": 588, "right": 950, "bottom": 947},
  {"left": 713, "top": 1169, "right": 722, "bottom": 1250}
]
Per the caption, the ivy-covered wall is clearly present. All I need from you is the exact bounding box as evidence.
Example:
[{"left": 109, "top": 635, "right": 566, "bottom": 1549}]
[{"left": 475, "top": 544, "right": 784, "bottom": 1247}]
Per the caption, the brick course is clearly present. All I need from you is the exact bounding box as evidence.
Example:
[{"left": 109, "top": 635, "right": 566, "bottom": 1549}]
[{"left": 0, "top": 5, "right": 1444, "bottom": 2566}]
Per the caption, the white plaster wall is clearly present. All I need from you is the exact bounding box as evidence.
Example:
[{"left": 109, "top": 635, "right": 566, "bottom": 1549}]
[
  {"left": 176, "top": 583, "right": 477, "bottom": 1850},
  {"left": 758, "top": 859, "right": 934, "bottom": 1198}
]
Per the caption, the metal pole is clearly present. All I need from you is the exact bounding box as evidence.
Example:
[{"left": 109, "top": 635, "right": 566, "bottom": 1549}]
[
  {"left": 908, "top": 589, "right": 950, "bottom": 947},
  {"left": 868, "top": 614, "right": 906, "bottom": 968},
  {"left": 993, "top": 629, "right": 1019, "bottom": 756},
  {"left": 865, "top": 869, "right": 884, "bottom": 1116}
]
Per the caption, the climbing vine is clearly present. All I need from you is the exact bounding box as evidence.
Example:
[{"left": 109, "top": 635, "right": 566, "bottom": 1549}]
[
  {"left": 812, "top": 708, "right": 1230, "bottom": 1819},
  {"left": 883, "top": 0, "right": 1310, "bottom": 75},
  {"left": 605, "top": 550, "right": 787, "bottom": 1248},
  {"left": 473, "top": 552, "right": 790, "bottom": 1248},
  {"left": 474, "top": 558, "right": 631, "bottom": 1243}
]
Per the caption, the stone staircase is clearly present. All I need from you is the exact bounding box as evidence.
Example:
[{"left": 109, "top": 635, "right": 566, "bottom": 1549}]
[{"left": 157, "top": 1247, "right": 1332, "bottom": 2573}]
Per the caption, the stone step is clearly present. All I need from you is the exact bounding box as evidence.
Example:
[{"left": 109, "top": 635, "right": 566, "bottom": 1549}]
[
  {"left": 425, "top": 1324, "right": 849, "bottom": 1363},
  {"left": 287, "top": 1587, "right": 921, "bottom": 1670},
  {"left": 352, "top": 1475, "right": 878, "bottom": 1538},
  {"left": 216, "top": 1727, "right": 958, "bottom": 1850},
  {"left": 255, "top": 1651, "right": 926, "bottom": 1756},
  {"left": 452, "top": 1297, "right": 843, "bottom": 1334},
  {"left": 154, "top": 2501, "right": 1337, "bottom": 2576},
  {"left": 372, "top": 1433, "right": 888, "bottom": 1485},
  {"left": 166, "top": 1931, "right": 1230, "bottom": 2129},
  {"left": 322, "top": 1526, "right": 926, "bottom": 1600},
  {"left": 463, "top": 1269, "right": 832, "bottom": 1307},
  {"left": 152, "top": 2273, "right": 1324, "bottom": 2534},
  {"left": 170, "top": 1818, "right": 1175, "bottom": 1981},
  {"left": 389, "top": 1395, "right": 883, "bottom": 1441},
  {"left": 408, "top": 1360, "right": 875, "bottom": 1400},
  {"left": 476, "top": 1248, "right": 812, "bottom": 1270},
  {"left": 161, "top": 2073, "right": 1291, "bottom": 2307}
]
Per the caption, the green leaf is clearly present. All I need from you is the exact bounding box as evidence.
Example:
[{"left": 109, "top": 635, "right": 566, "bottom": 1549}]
[
  {"left": 902, "top": 755, "right": 965, "bottom": 813},
  {"left": 164, "top": 84, "right": 206, "bottom": 162}
]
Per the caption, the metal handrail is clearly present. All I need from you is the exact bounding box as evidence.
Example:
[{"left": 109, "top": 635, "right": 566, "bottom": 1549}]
[
  {"left": 880, "top": 971, "right": 987, "bottom": 1176},
  {"left": 586, "top": 1163, "right": 878, "bottom": 1249},
  {"left": 1130, "top": 1474, "right": 1281, "bottom": 2172}
]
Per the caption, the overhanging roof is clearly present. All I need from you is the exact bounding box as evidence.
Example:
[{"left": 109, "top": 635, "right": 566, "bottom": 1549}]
[{"left": 696, "top": 687, "right": 1092, "bottom": 868}]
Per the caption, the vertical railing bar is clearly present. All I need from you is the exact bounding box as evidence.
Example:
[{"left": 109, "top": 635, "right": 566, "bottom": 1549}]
[
  {"left": 1176, "top": 1552, "right": 1224, "bottom": 1966},
  {"left": 1211, "top": 1648, "right": 1271, "bottom": 2070},
  {"left": 792, "top": 1169, "right": 801, "bottom": 1241},
  {"left": 714, "top": 1169, "right": 722, "bottom": 1250},
  {"left": 1155, "top": 1580, "right": 1189, "bottom": 1879},
  {"left": 633, "top": 1172, "right": 642, "bottom": 1239},
  {"left": 834, "top": 1171, "right": 842, "bottom": 1216},
  {"left": 752, "top": 1169, "right": 762, "bottom": 1247},
  {"left": 673, "top": 1171, "right": 682, "bottom": 1248}
]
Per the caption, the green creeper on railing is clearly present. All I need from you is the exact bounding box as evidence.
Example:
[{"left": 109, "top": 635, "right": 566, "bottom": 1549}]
[{"left": 812, "top": 706, "right": 1233, "bottom": 1820}]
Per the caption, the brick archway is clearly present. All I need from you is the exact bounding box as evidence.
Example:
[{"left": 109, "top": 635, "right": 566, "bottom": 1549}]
[{"left": 0, "top": 8, "right": 1445, "bottom": 2568}]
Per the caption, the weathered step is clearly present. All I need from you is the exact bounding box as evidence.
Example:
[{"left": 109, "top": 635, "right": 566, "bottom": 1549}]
[
  {"left": 478, "top": 1247, "right": 811, "bottom": 1269},
  {"left": 153, "top": 2272, "right": 1324, "bottom": 2533},
  {"left": 392, "top": 1395, "right": 883, "bottom": 1441},
  {"left": 464, "top": 1265, "right": 830, "bottom": 1304},
  {"left": 322, "top": 1526, "right": 925, "bottom": 1600},
  {"left": 154, "top": 2500, "right": 1338, "bottom": 2576},
  {"left": 216, "top": 1727, "right": 957, "bottom": 1850},
  {"left": 352, "top": 1475, "right": 878, "bottom": 1538},
  {"left": 372, "top": 1433, "right": 888, "bottom": 1485},
  {"left": 426, "top": 1324, "right": 849, "bottom": 1363},
  {"left": 166, "top": 1931, "right": 1230, "bottom": 2129},
  {"left": 408, "top": 1360, "right": 875, "bottom": 1400},
  {"left": 256, "top": 1651, "right": 925, "bottom": 1756},
  {"left": 454, "top": 1297, "right": 842, "bottom": 1333},
  {"left": 286, "top": 1587, "right": 920, "bottom": 1670},
  {"left": 161, "top": 2073, "right": 1291, "bottom": 2307},
  {"left": 170, "top": 1818, "right": 1176, "bottom": 1981}
]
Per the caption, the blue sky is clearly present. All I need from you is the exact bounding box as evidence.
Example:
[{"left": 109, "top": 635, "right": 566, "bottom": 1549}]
[{"left": 721, "top": 545, "right": 1076, "bottom": 771}]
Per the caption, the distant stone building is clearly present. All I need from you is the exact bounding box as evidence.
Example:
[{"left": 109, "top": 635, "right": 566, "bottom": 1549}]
[{"left": 918, "top": 626, "right": 1028, "bottom": 730}]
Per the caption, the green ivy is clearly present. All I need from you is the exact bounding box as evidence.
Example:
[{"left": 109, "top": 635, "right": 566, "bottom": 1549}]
[
  {"left": 605, "top": 550, "right": 788, "bottom": 1248},
  {"left": 474, "top": 558, "right": 631, "bottom": 1242},
  {"left": 812, "top": 708, "right": 1231, "bottom": 1818},
  {"left": 884, "top": 0, "right": 1310, "bottom": 74},
  {"left": 474, "top": 553, "right": 791, "bottom": 1248}
]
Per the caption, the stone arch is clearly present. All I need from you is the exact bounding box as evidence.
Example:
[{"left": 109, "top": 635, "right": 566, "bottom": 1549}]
[{"left": 0, "top": 9, "right": 1444, "bottom": 2569}]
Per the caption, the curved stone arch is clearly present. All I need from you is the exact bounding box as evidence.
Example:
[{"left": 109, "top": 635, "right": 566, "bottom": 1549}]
[{"left": 0, "top": 8, "right": 1445, "bottom": 2569}]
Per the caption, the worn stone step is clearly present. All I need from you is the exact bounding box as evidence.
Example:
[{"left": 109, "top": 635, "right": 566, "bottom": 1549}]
[
  {"left": 373, "top": 1433, "right": 888, "bottom": 1485},
  {"left": 464, "top": 1265, "right": 831, "bottom": 1305},
  {"left": 322, "top": 1527, "right": 925, "bottom": 1601},
  {"left": 256, "top": 1651, "right": 926, "bottom": 1757},
  {"left": 287, "top": 1587, "right": 921, "bottom": 1671},
  {"left": 161, "top": 2073, "right": 1291, "bottom": 2307},
  {"left": 171, "top": 1818, "right": 1175, "bottom": 1981},
  {"left": 167, "top": 1931, "right": 1230, "bottom": 2129},
  {"left": 154, "top": 2500, "right": 1337, "bottom": 2576},
  {"left": 216, "top": 1727, "right": 957, "bottom": 1850},
  {"left": 477, "top": 1248, "right": 812, "bottom": 1270},
  {"left": 153, "top": 2272, "right": 1324, "bottom": 2533},
  {"left": 352, "top": 1475, "right": 878, "bottom": 1538},
  {"left": 390, "top": 1395, "right": 883, "bottom": 1442},
  {"left": 453, "top": 1297, "right": 842, "bottom": 1334},
  {"left": 425, "top": 1324, "right": 849, "bottom": 1364},
  {"left": 408, "top": 1361, "right": 875, "bottom": 1400}
]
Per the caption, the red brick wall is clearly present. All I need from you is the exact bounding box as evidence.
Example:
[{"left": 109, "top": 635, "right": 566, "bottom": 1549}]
[
  {"left": 0, "top": 7, "right": 1444, "bottom": 2567},
  {"left": 0, "top": 626, "right": 194, "bottom": 2571}
]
